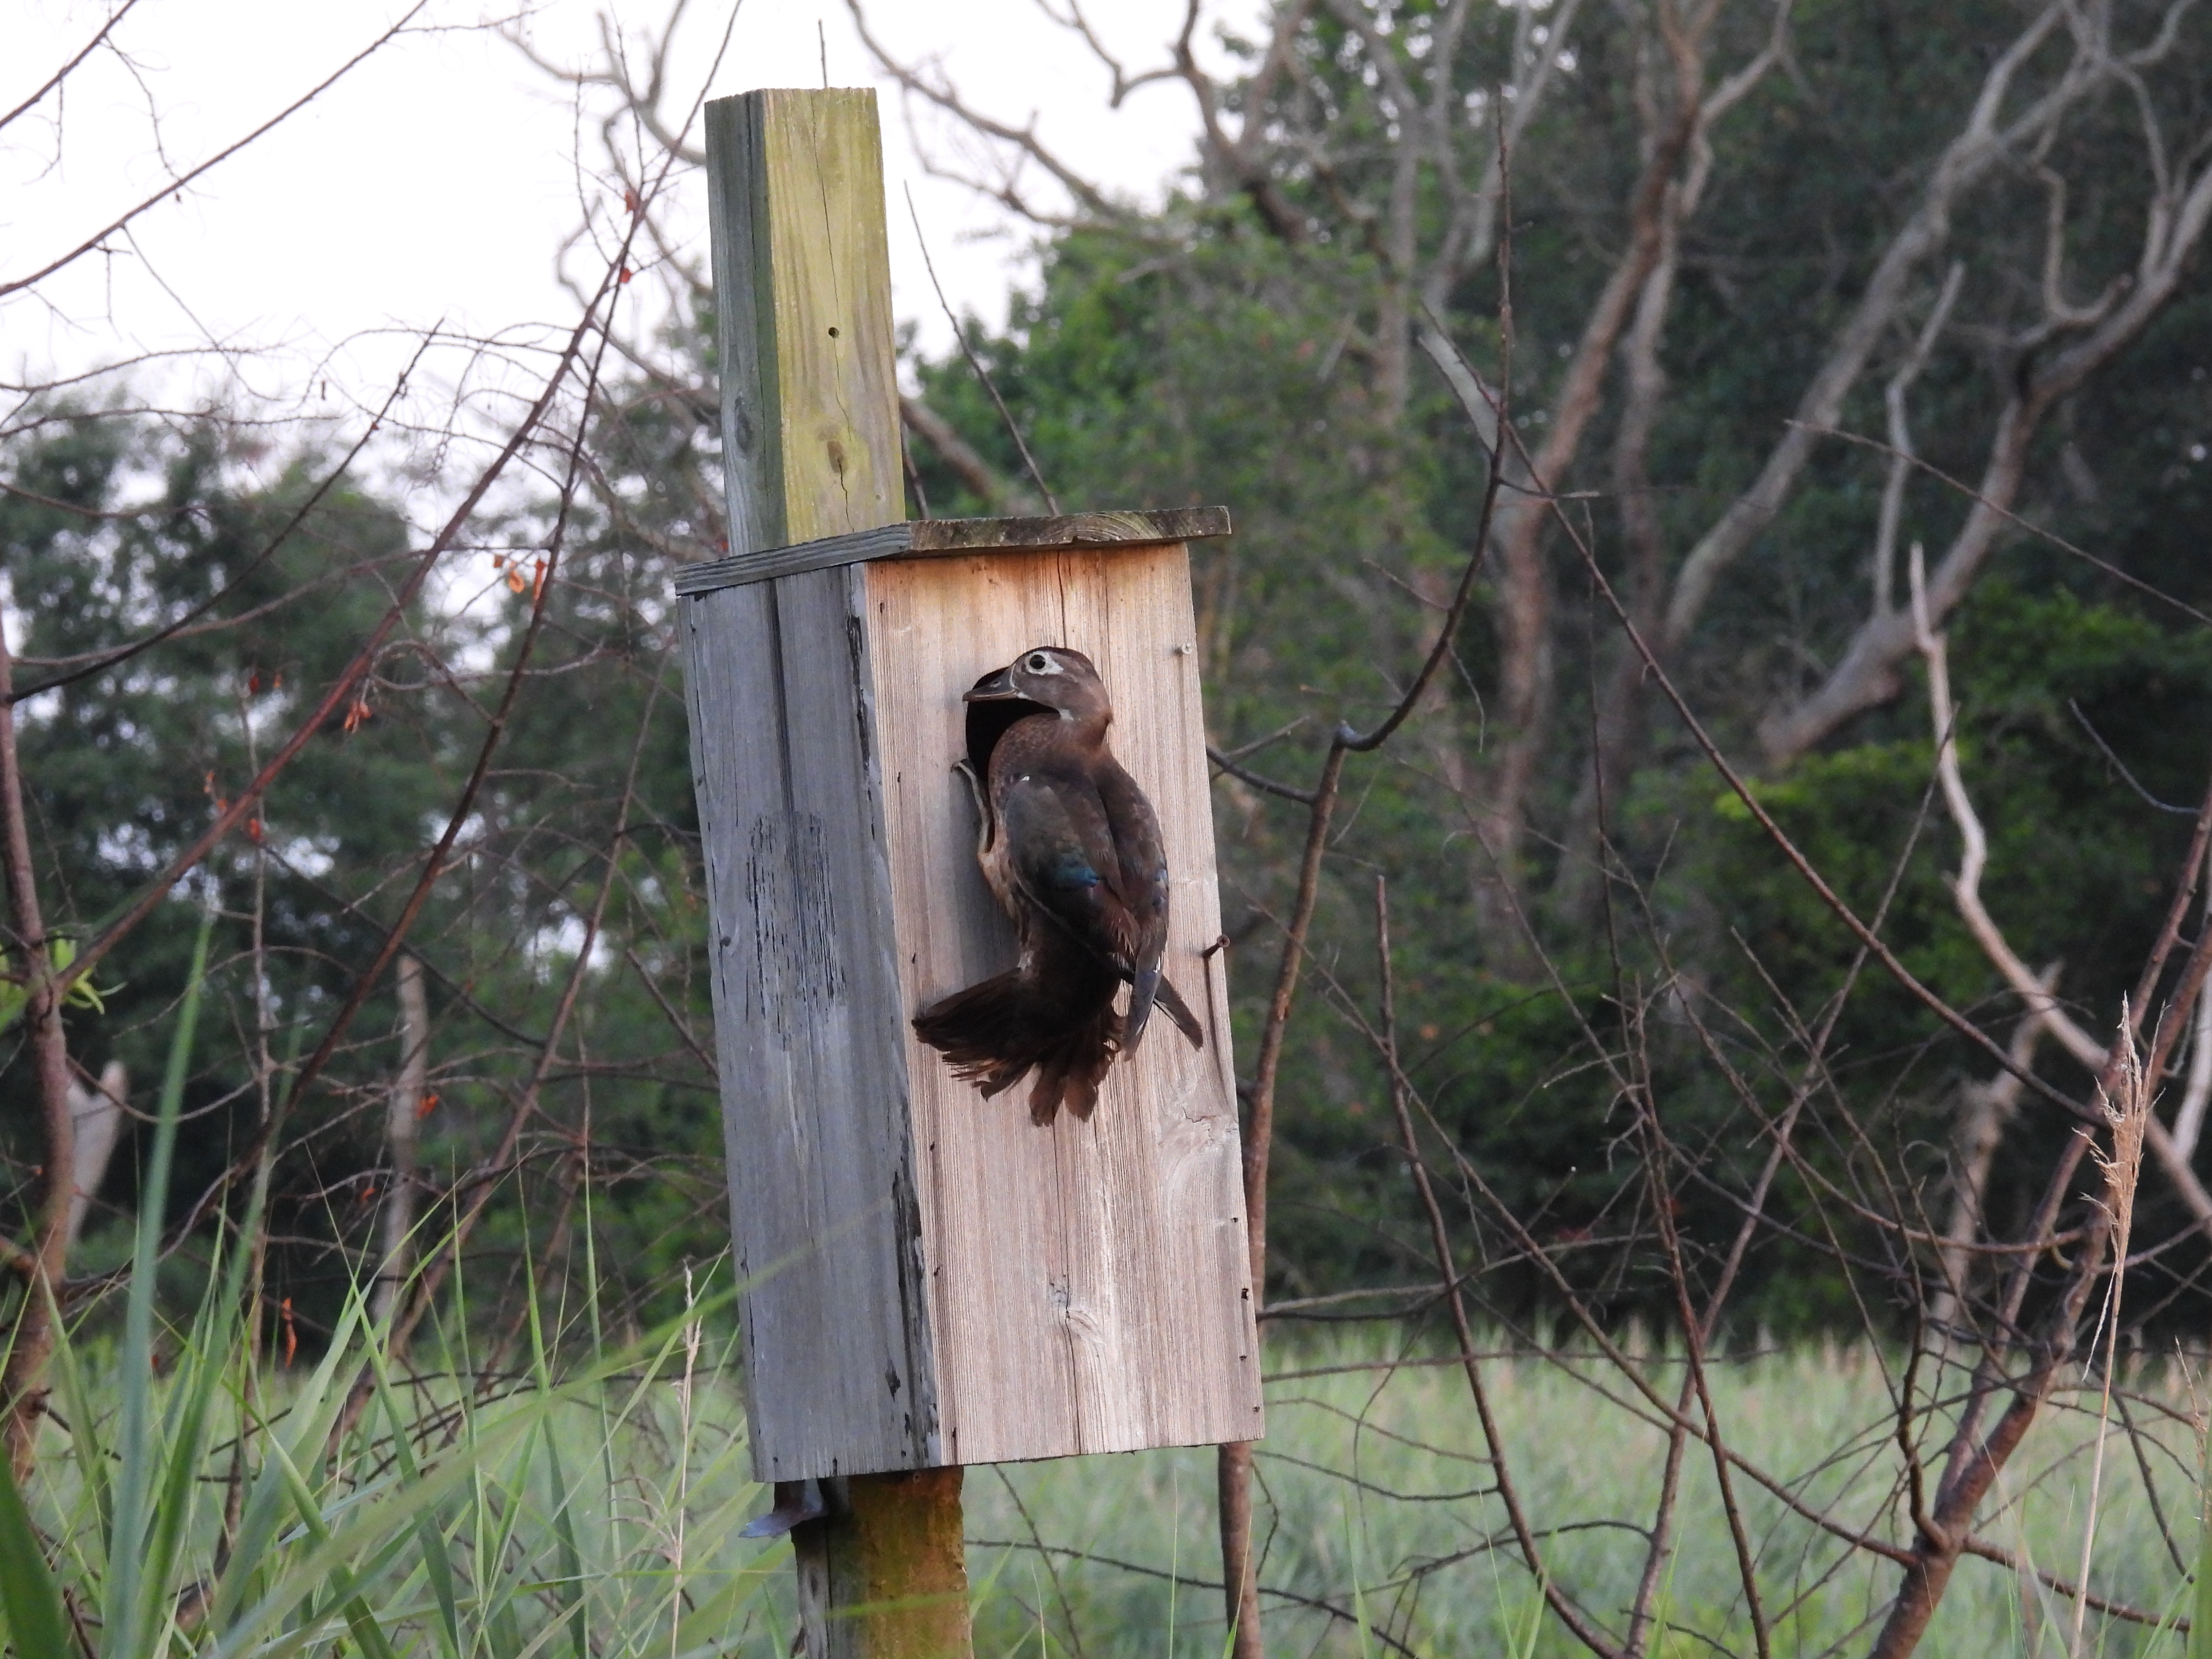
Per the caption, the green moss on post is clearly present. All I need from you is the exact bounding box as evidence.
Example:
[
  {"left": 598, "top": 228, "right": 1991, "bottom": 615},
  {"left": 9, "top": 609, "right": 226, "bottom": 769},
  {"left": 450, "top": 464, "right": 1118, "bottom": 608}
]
[{"left": 797, "top": 1470, "right": 971, "bottom": 1658}]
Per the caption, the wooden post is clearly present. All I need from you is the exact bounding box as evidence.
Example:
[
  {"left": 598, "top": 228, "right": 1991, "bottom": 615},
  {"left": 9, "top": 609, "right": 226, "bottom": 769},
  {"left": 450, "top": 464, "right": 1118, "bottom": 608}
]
[
  {"left": 794, "top": 1469, "right": 970, "bottom": 1659},
  {"left": 699, "top": 87, "right": 968, "bottom": 1656},
  {"left": 688, "top": 86, "right": 1262, "bottom": 1658}
]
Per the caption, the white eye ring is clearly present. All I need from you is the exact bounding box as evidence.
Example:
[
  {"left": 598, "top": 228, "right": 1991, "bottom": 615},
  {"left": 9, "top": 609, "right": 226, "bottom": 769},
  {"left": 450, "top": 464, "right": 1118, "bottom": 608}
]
[{"left": 1025, "top": 652, "right": 1054, "bottom": 673}]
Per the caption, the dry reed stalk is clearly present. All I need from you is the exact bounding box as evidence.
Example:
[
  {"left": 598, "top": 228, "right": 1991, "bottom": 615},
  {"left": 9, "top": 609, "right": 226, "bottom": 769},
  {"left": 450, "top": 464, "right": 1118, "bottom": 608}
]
[
  {"left": 2071, "top": 1010, "right": 2150, "bottom": 1658},
  {"left": 671, "top": 1262, "right": 702, "bottom": 1659}
]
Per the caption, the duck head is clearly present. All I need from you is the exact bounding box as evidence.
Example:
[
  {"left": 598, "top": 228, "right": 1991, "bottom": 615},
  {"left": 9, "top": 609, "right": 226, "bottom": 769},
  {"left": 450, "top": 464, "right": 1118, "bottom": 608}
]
[{"left": 964, "top": 646, "right": 1113, "bottom": 725}]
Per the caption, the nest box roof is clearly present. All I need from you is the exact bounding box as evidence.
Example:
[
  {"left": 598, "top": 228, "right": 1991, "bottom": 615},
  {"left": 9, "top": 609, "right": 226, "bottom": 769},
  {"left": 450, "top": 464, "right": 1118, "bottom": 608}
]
[{"left": 673, "top": 506, "right": 1232, "bottom": 597}]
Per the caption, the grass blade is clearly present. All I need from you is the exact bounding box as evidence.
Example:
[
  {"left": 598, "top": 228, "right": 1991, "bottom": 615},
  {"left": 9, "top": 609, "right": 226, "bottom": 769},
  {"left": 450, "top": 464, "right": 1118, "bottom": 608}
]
[
  {"left": 0, "top": 1447, "right": 72, "bottom": 1659},
  {"left": 2193, "top": 1422, "right": 2212, "bottom": 1659},
  {"left": 101, "top": 906, "right": 213, "bottom": 1659},
  {"left": 365, "top": 1351, "right": 463, "bottom": 1659}
]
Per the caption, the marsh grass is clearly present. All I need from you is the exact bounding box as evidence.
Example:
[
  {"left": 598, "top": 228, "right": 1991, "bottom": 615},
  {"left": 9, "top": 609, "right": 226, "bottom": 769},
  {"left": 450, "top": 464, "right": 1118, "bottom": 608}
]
[
  {"left": 4, "top": 1318, "right": 2208, "bottom": 1657},
  {"left": 971, "top": 1334, "right": 2208, "bottom": 1658},
  {"left": 4, "top": 961, "right": 2205, "bottom": 1657},
  {"left": 0, "top": 917, "right": 790, "bottom": 1659},
  {"left": 9, "top": 1322, "right": 790, "bottom": 1658}
]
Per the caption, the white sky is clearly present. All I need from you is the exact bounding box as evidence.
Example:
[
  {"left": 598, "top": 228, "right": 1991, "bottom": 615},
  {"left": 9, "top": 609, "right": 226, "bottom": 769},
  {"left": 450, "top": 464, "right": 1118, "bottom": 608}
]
[{"left": 3, "top": 0, "right": 1261, "bottom": 439}]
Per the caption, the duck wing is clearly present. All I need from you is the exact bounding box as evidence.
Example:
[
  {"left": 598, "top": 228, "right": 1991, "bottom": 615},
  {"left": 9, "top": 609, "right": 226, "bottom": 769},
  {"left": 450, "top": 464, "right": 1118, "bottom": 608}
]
[
  {"left": 996, "top": 764, "right": 1146, "bottom": 981},
  {"left": 1087, "top": 756, "right": 1178, "bottom": 1050}
]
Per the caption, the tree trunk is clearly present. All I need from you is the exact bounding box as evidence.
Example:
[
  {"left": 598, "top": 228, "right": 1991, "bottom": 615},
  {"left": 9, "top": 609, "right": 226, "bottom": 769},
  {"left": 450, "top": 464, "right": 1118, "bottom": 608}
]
[
  {"left": 63, "top": 1060, "right": 128, "bottom": 1250},
  {"left": 1466, "top": 16, "right": 1707, "bottom": 963},
  {"left": 373, "top": 952, "right": 429, "bottom": 1325},
  {"left": 1926, "top": 1003, "right": 2046, "bottom": 1340},
  {"left": 0, "top": 620, "right": 76, "bottom": 1480}
]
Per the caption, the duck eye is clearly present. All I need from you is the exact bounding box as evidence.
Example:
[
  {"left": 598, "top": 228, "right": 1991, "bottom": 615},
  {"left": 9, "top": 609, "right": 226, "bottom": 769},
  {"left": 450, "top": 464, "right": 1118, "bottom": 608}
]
[{"left": 1025, "top": 652, "right": 1052, "bottom": 673}]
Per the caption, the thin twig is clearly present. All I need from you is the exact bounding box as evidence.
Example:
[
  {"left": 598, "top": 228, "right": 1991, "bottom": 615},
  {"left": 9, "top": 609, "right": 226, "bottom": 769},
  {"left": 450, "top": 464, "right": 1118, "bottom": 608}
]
[
  {"left": 1373, "top": 876, "right": 1621, "bottom": 1657},
  {"left": 903, "top": 186, "right": 1060, "bottom": 514}
]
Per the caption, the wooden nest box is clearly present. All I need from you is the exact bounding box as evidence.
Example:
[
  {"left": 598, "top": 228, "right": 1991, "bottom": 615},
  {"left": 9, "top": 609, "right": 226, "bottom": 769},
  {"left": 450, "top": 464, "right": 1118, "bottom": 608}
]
[{"left": 679, "top": 88, "right": 1262, "bottom": 1482}]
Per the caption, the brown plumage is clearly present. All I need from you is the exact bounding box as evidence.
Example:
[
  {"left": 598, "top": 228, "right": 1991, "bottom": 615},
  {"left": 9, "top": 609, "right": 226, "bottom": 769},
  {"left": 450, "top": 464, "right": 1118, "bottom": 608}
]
[{"left": 913, "top": 645, "right": 1204, "bottom": 1124}]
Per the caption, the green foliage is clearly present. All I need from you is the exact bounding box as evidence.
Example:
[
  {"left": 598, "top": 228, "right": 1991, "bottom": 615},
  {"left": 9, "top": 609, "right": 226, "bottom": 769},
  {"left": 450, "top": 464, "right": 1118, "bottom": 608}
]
[
  {"left": 14, "top": 939, "right": 782, "bottom": 1659},
  {"left": 1696, "top": 582, "right": 2212, "bottom": 1019},
  {"left": 0, "top": 402, "right": 721, "bottom": 1337},
  {"left": 0, "top": 411, "right": 463, "bottom": 1314},
  {"left": 0, "top": 939, "right": 111, "bottom": 1034},
  {"left": 974, "top": 1336, "right": 2200, "bottom": 1656},
  {"left": 0, "top": 1453, "right": 70, "bottom": 1659},
  {"left": 909, "top": 190, "right": 2212, "bottom": 1319}
]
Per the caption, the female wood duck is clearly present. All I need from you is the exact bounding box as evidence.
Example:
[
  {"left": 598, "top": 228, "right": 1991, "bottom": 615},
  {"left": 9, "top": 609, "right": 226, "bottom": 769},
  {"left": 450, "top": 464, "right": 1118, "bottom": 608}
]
[{"left": 913, "top": 645, "right": 1204, "bottom": 1124}]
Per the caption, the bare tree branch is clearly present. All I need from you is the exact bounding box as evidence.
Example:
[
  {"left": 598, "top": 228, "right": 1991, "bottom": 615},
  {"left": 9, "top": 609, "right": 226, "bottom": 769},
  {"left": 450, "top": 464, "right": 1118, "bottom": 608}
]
[
  {"left": 1665, "top": 0, "right": 2151, "bottom": 647},
  {"left": 0, "top": 2, "right": 435, "bottom": 301},
  {"left": 901, "top": 395, "right": 1046, "bottom": 514},
  {"left": 1759, "top": 133, "right": 2212, "bottom": 761}
]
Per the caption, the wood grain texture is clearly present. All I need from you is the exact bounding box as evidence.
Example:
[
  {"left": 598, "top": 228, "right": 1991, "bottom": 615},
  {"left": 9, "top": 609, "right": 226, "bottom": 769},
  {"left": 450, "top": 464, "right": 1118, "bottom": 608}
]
[
  {"left": 673, "top": 507, "right": 1233, "bottom": 596},
  {"left": 684, "top": 571, "right": 938, "bottom": 1480},
  {"left": 905, "top": 507, "right": 1230, "bottom": 554},
  {"left": 797, "top": 1470, "right": 971, "bottom": 1658},
  {"left": 694, "top": 86, "right": 1255, "bottom": 1486},
  {"left": 705, "top": 89, "right": 902, "bottom": 556},
  {"left": 865, "top": 544, "right": 1264, "bottom": 1465},
  {"left": 696, "top": 88, "right": 933, "bottom": 1482}
]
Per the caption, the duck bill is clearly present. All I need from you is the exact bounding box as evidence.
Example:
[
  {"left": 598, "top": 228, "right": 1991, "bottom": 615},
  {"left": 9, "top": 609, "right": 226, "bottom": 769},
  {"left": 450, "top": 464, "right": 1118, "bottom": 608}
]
[{"left": 962, "top": 665, "right": 1021, "bottom": 702}]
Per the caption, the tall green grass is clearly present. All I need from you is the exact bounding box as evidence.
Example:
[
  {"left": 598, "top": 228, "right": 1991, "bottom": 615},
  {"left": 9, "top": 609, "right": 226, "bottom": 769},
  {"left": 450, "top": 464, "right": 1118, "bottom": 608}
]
[
  {"left": 974, "top": 1337, "right": 2206, "bottom": 1656},
  {"left": 7, "top": 1322, "right": 2206, "bottom": 1656},
  {"left": 1, "top": 936, "right": 2204, "bottom": 1655},
  {"left": 10, "top": 1323, "right": 787, "bottom": 1658},
  {"left": 9, "top": 1327, "right": 2203, "bottom": 1654},
  {"left": 0, "top": 914, "right": 791, "bottom": 1659}
]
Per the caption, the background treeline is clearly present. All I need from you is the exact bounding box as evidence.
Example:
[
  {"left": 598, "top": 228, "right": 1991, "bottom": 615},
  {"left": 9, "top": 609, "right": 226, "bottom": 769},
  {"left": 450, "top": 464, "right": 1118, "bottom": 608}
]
[{"left": 9, "top": 0, "right": 2212, "bottom": 1358}]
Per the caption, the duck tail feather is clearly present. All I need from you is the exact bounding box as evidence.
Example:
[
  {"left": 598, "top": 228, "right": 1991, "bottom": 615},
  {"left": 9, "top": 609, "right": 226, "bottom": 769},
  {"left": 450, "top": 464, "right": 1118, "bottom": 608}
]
[
  {"left": 1155, "top": 975, "right": 1205, "bottom": 1050},
  {"left": 915, "top": 965, "right": 1123, "bottom": 1125},
  {"left": 1123, "top": 966, "right": 1160, "bottom": 1054}
]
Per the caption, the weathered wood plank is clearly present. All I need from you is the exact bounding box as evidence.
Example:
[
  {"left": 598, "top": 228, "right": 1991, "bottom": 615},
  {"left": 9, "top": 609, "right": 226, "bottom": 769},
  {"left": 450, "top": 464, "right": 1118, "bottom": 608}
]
[
  {"left": 696, "top": 84, "right": 971, "bottom": 1658},
  {"left": 706, "top": 88, "right": 903, "bottom": 554},
  {"left": 692, "top": 88, "right": 1257, "bottom": 1510},
  {"left": 864, "top": 544, "right": 1263, "bottom": 1466},
  {"left": 672, "top": 506, "right": 1233, "bottom": 595},
  {"left": 683, "top": 573, "right": 937, "bottom": 1481},
  {"left": 694, "top": 88, "right": 933, "bottom": 1483},
  {"left": 906, "top": 506, "right": 1230, "bottom": 554},
  {"left": 677, "top": 523, "right": 913, "bottom": 594}
]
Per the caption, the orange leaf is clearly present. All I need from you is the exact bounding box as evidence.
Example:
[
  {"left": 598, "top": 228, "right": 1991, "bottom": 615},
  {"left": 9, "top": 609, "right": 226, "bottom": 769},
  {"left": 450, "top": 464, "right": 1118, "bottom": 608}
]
[{"left": 417, "top": 1090, "right": 439, "bottom": 1120}]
